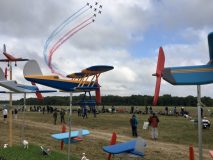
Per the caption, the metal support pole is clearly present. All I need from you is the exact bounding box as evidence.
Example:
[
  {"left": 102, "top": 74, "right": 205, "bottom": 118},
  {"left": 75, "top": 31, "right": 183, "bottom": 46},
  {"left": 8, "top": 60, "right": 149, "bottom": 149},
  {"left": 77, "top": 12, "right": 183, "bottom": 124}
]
[
  {"left": 68, "top": 92, "right": 73, "bottom": 160},
  {"left": 8, "top": 62, "right": 13, "bottom": 146},
  {"left": 21, "top": 93, "right": 26, "bottom": 145},
  {"left": 197, "top": 85, "right": 203, "bottom": 160}
]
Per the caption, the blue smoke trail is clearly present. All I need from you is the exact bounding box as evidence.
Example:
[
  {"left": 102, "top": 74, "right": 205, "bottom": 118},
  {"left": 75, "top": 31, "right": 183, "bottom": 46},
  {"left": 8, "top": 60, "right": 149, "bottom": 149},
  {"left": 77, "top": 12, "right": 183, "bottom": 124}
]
[{"left": 43, "top": 4, "right": 89, "bottom": 64}]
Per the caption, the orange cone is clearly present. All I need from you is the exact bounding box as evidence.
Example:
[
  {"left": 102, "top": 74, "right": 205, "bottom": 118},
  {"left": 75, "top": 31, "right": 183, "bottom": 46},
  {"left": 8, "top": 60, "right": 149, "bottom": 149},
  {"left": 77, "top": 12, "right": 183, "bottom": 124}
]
[{"left": 189, "top": 145, "right": 194, "bottom": 160}]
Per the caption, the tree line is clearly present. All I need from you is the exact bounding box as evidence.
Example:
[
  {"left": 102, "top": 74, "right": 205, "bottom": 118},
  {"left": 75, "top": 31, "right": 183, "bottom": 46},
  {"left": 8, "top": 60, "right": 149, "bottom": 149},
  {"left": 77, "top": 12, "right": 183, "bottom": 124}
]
[{"left": 0, "top": 94, "right": 212, "bottom": 107}]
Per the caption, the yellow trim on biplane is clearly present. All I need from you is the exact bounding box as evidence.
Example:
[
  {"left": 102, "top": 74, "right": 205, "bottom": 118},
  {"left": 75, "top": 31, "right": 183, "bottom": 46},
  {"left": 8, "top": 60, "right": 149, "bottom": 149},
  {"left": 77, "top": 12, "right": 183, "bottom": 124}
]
[
  {"left": 24, "top": 75, "right": 95, "bottom": 85},
  {"left": 171, "top": 67, "right": 213, "bottom": 74}
]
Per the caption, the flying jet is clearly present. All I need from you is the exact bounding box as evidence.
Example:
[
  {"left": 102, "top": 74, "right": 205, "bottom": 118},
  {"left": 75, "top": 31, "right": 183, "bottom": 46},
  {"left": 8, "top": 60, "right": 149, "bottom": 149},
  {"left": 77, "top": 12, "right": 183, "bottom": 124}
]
[
  {"left": 98, "top": 10, "right": 102, "bottom": 14},
  {"left": 99, "top": 5, "right": 102, "bottom": 8}
]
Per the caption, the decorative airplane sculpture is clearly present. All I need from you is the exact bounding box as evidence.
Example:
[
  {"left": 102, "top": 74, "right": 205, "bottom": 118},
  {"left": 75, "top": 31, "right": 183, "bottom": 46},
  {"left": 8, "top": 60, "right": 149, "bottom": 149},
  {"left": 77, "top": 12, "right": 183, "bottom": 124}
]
[
  {"left": 103, "top": 137, "right": 146, "bottom": 158},
  {"left": 0, "top": 44, "right": 30, "bottom": 146},
  {"left": 0, "top": 44, "right": 28, "bottom": 66},
  {"left": 152, "top": 32, "right": 213, "bottom": 160},
  {"left": 51, "top": 129, "right": 90, "bottom": 144},
  {"left": 23, "top": 60, "right": 114, "bottom": 104}
]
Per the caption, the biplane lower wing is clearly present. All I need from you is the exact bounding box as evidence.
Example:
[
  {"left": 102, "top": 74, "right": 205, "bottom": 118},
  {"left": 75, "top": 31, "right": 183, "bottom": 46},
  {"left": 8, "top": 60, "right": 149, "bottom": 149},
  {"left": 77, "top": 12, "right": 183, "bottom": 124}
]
[
  {"left": 51, "top": 130, "right": 90, "bottom": 144},
  {"left": 162, "top": 64, "right": 213, "bottom": 85}
]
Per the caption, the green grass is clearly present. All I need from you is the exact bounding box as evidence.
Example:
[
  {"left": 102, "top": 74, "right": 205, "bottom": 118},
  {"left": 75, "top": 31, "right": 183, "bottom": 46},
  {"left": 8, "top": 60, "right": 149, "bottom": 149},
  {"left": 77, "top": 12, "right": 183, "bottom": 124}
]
[
  {"left": 0, "top": 145, "right": 78, "bottom": 160},
  {"left": 1, "top": 106, "right": 212, "bottom": 159}
]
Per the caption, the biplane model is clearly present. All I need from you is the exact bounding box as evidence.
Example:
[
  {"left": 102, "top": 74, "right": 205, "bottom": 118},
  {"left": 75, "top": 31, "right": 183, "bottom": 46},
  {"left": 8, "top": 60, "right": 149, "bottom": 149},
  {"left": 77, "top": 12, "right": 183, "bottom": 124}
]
[
  {"left": 153, "top": 32, "right": 213, "bottom": 105},
  {"left": 23, "top": 60, "right": 114, "bottom": 104},
  {"left": 0, "top": 44, "right": 28, "bottom": 66},
  {"left": 51, "top": 129, "right": 90, "bottom": 144}
]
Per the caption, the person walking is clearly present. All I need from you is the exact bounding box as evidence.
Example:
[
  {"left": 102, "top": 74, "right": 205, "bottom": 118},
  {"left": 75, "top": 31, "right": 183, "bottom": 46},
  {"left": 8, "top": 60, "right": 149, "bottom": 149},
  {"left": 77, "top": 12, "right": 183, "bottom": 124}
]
[
  {"left": 53, "top": 109, "right": 58, "bottom": 125},
  {"left": 130, "top": 114, "right": 138, "bottom": 137},
  {"left": 148, "top": 112, "right": 159, "bottom": 140}
]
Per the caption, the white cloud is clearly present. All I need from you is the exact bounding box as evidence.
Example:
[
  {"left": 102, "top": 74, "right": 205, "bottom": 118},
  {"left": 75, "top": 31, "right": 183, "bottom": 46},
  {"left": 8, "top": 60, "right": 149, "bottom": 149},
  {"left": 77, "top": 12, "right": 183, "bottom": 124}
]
[{"left": 0, "top": 0, "right": 212, "bottom": 101}]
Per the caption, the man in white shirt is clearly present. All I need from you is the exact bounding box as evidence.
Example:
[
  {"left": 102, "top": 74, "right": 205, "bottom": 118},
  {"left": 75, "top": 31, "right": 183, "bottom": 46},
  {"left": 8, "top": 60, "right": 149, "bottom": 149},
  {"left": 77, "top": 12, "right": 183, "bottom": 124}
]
[{"left": 3, "top": 108, "right": 8, "bottom": 122}]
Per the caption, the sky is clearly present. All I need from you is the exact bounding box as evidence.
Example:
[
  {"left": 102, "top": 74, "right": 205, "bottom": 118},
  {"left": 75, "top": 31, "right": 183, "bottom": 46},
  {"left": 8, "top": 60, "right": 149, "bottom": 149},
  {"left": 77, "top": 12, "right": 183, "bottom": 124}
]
[{"left": 0, "top": 0, "right": 212, "bottom": 100}]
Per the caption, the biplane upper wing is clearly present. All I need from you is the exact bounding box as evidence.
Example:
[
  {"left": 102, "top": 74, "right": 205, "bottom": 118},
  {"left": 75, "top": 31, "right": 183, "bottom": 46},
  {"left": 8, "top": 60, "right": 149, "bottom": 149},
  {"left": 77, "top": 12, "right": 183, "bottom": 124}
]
[
  {"left": 66, "top": 65, "right": 114, "bottom": 78},
  {"left": 81, "top": 65, "right": 114, "bottom": 74}
]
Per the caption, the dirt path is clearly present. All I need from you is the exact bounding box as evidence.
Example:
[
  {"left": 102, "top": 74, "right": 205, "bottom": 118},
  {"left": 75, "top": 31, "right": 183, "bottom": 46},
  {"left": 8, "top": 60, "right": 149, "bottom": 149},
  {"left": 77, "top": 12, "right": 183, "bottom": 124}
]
[{"left": 14, "top": 119, "right": 210, "bottom": 160}]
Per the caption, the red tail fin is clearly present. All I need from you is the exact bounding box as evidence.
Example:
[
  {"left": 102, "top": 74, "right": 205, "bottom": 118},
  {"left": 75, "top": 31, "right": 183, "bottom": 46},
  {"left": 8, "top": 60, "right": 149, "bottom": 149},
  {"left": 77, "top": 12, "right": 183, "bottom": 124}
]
[
  {"left": 108, "top": 132, "right": 117, "bottom": 160},
  {"left": 31, "top": 82, "right": 43, "bottom": 100},
  {"left": 95, "top": 75, "right": 101, "bottom": 105},
  {"left": 95, "top": 87, "right": 101, "bottom": 105}
]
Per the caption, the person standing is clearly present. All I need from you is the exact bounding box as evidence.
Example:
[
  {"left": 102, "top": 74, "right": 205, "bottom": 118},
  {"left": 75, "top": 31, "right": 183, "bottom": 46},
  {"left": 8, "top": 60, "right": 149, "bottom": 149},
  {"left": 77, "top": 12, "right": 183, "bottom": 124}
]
[
  {"left": 53, "top": 109, "right": 58, "bottom": 125},
  {"left": 14, "top": 108, "right": 18, "bottom": 119},
  {"left": 82, "top": 106, "right": 88, "bottom": 119},
  {"left": 165, "top": 106, "right": 168, "bottom": 115},
  {"left": 130, "top": 114, "right": 138, "bottom": 137},
  {"left": 77, "top": 107, "right": 81, "bottom": 117},
  {"left": 60, "top": 109, "right": 65, "bottom": 124},
  {"left": 3, "top": 108, "right": 8, "bottom": 123},
  {"left": 148, "top": 112, "right": 159, "bottom": 140}
]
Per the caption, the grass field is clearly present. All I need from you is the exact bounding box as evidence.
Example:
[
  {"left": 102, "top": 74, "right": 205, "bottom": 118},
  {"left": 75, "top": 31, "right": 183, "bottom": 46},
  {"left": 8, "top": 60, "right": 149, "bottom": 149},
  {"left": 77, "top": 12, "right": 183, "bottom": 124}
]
[
  {"left": 0, "top": 145, "right": 77, "bottom": 160},
  {"left": 0, "top": 106, "right": 212, "bottom": 160}
]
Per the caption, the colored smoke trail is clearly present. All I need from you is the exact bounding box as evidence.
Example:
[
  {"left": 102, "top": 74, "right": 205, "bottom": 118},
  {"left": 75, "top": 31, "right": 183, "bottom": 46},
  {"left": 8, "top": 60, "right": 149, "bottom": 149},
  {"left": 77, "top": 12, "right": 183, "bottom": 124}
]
[
  {"left": 48, "top": 19, "right": 94, "bottom": 76},
  {"left": 49, "top": 16, "right": 93, "bottom": 56},
  {"left": 43, "top": 2, "right": 102, "bottom": 77},
  {"left": 43, "top": 5, "right": 89, "bottom": 64}
]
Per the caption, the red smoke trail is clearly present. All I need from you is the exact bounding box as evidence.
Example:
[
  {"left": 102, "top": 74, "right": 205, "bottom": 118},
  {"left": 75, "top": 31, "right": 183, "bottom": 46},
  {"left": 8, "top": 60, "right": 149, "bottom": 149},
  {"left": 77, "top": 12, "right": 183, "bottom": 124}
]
[
  {"left": 49, "top": 16, "right": 93, "bottom": 56},
  {"left": 48, "top": 18, "right": 93, "bottom": 76}
]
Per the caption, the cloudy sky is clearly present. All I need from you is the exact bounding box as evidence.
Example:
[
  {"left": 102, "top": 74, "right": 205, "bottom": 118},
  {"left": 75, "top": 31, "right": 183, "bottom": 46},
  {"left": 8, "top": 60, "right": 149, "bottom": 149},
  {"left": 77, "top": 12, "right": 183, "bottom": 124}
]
[{"left": 0, "top": 0, "right": 212, "bottom": 100}]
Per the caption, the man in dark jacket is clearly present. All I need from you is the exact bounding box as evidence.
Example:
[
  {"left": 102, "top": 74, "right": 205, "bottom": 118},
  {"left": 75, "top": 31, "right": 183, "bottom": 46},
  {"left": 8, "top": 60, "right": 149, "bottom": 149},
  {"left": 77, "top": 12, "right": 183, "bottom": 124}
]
[{"left": 130, "top": 114, "right": 138, "bottom": 137}]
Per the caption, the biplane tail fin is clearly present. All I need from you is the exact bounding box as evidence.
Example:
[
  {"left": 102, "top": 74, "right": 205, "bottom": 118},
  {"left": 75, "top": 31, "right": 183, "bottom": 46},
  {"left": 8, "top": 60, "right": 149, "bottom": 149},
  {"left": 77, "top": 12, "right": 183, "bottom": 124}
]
[
  {"left": 208, "top": 32, "right": 213, "bottom": 64},
  {"left": 23, "top": 60, "right": 43, "bottom": 76},
  {"left": 0, "top": 67, "right": 6, "bottom": 80}
]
